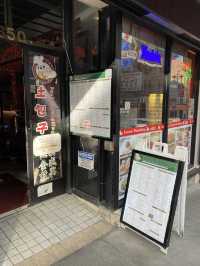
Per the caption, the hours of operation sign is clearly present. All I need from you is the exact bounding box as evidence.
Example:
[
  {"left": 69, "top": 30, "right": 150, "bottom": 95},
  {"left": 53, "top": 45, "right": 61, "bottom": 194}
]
[
  {"left": 121, "top": 150, "right": 183, "bottom": 248},
  {"left": 70, "top": 69, "right": 112, "bottom": 139}
]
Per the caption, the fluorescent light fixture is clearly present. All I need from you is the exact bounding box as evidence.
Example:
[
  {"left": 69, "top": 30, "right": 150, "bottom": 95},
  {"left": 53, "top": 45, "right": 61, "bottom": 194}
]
[
  {"left": 146, "top": 12, "right": 200, "bottom": 43},
  {"left": 146, "top": 13, "right": 185, "bottom": 34},
  {"left": 78, "top": 0, "right": 107, "bottom": 9}
]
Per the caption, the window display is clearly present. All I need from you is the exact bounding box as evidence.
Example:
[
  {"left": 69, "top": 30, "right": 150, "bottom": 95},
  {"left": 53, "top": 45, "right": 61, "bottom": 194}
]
[
  {"left": 120, "top": 17, "right": 165, "bottom": 130},
  {"left": 119, "top": 18, "right": 166, "bottom": 201},
  {"left": 168, "top": 43, "right": 197, "bottom": 160}
]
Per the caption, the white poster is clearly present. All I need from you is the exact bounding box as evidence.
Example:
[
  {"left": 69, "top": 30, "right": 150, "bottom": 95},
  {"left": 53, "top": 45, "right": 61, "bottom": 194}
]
[
  {"left": 33, "top": 133, "right": 61, "bottom": 157},
  {"left": 70, "top": 69, "right": 112, "bottom": 138},
  {"left": 37, "top": 183, "right": 53, "bottom": 197},
  {"left": 168, "top": 120, "right": 193, "bottom": 159},
  {"left": 122, "top": 151, "right": 180, "bottom": 245}
]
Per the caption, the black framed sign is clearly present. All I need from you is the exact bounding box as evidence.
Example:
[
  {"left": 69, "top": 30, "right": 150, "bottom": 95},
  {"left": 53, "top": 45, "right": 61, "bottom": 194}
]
[
  {"left": 121, "top": 150, "right": 184, "bottom": 249},
  {"left": 23, "top": 45, "right": 66, "bottom": 203},
  {"left": 69, "top": 69, "right": 112, "bottom": 139}
]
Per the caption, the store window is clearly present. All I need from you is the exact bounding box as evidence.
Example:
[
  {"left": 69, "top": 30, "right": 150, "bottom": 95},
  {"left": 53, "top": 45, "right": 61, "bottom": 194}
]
[
  {"left": 120, "top": 17, "right": 165, "bottom": 130},
  {"left": 73, "top": 0, "right": 106, "bottom": 73},
  {"left": 168, "top": 43, "right": 197, "bottom": 158},
  {"left": 119, "top": 17, "right": 166, "bottom": 202}
]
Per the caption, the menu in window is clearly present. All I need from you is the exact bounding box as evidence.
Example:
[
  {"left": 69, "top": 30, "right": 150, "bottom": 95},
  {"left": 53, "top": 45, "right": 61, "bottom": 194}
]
[
  {"left": 70, "top": 69, "right": 112, "bottom": 139},
  {"left": 121, "top": 150, "right": 183, "bottom": 247}
]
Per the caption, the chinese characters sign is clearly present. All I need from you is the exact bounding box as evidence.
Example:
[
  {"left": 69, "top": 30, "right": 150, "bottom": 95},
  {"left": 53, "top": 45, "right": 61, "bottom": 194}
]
[{"left": 28, "top": 53, "right": 62, "bottom": 187}]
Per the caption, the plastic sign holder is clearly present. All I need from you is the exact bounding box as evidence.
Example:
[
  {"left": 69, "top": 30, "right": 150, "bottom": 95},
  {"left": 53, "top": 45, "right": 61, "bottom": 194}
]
[{"left": 151, "top": 143, "right": 188, "bottom": 237}]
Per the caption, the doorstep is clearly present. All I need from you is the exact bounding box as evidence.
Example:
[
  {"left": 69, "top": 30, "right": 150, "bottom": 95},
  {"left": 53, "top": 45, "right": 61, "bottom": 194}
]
[{"left": 0, "top": 194, "right": 112, "bottom": 266}]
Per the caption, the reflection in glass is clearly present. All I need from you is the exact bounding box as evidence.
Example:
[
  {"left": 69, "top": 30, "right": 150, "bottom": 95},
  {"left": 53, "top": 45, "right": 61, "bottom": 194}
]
[
  {"left": 73, "top": 0, "right": 103, "bottom": 73},
  {"left": 1, "top": 0, "right": 63, "bottom": 47},
  {"left": 169, "top": 44, "right": 196, "bottom": 122},
  {"left": 168, "top": 43, "right": 196, "bottom": 159},
  {"left": 120, "top": 17, "right": 165, "bottom": 129}
]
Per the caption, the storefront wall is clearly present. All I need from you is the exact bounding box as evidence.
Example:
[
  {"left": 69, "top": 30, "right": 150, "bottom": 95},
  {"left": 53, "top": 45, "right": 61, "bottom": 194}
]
[
  {"left": 67, "top": 0, "right": 200, "bottom": 208},
  {"left": 0, "top": 0, "right": 199, "bottom": 211},
  {"left": 117, "top": 13, "right": 200, "bottom": 207}
]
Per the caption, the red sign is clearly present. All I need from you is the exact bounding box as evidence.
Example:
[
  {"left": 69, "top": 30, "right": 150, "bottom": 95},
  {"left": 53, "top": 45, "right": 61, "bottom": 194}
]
[
  {"left": 168, "top": 119, "right": 193, "bottom": 129},
  {"left": 36, "top": 121, "right": 49, "bottom": 135},
  {"left": 35, "top": 85, "right": 47, "bottom": 99},
  {"left": 120, "top": 124, "right": 164, "bottom": 137}
]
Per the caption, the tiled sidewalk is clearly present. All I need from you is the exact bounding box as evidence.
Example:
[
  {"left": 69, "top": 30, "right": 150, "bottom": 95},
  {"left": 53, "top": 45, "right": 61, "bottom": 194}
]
[{"left": 0, "top": 194, "right": 102, "bottom": 266}]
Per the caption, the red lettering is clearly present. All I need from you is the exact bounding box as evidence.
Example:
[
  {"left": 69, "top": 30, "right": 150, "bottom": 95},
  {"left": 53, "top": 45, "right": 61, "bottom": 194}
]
[
  {"left": 35, "top": 86, "right": 46, "bottom": 99},
  {"left": 36, "top": 121, "right": 48, "bottom": 135}
]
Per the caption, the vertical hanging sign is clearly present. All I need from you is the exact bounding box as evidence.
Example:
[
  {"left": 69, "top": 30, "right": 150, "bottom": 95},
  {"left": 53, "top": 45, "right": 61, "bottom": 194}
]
[{"left": 27, "top": 52, "right": 62, "bottom": 189}]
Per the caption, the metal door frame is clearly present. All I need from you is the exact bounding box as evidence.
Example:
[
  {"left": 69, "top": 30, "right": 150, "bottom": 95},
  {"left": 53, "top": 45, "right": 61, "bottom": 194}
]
[{"left": 23, "top": 43, "right": 68, "bottom": 205}]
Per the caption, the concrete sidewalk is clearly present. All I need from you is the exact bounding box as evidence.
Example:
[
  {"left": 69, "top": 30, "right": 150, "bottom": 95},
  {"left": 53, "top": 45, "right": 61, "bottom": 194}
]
[{"left": 54, "top": 184, "right": 200, "bottom": 266}]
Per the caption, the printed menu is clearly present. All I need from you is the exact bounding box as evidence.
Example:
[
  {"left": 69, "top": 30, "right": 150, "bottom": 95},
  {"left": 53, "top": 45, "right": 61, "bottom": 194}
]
[
  {"left": 122, "top": 152, "right": 180, "bottom": 244},
  {"left": 70, "top": 69, "right": 112, "bottom": 138}
]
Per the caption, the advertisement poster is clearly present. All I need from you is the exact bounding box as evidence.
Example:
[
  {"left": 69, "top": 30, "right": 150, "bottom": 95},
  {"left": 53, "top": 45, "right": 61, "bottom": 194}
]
[
  {"left": 168, "top": 119, "right": 193, "bottom": 159},
  {"left": 121, "top": 151, "right": 182, "bottom": 246},
  {"left": 70, "top": 69, "right": 112, "bottom": 139},
  {"left": 119, "top": 125, "right": 163, "bottom": 200},
  {"left": 27, "top": 53, "right": 62, "bottom": 186}
]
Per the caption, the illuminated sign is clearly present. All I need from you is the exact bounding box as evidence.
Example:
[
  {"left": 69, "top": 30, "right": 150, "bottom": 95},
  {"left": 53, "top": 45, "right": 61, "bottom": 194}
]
[{"left": 138, "top": 44, "right": 162, "bottom": 67}]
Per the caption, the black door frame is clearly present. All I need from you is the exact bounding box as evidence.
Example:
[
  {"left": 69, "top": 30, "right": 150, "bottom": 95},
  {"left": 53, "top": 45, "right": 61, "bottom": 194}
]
[
  {"left": 23, "top": 43, "right": 68, "bottom": 205},
  {"left": 65, "top": 0, "right": 113, "bottom": 205}
]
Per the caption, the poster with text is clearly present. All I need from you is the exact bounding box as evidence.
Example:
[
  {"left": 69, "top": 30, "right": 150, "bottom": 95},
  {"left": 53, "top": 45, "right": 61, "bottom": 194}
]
[
  {"left": 168, "top": 119, "right": 193, "bottom": 161},
  {"left": 119, "top": 125, "right": 163, "bottom": 200},
  {"left": 70, "top": 69, "right": 112, "bottom": 139},
  {"left": 121, "top": 151, "right": 183, "bottom": 248},
  {"left": 27, "top": 53, "right": 62, "bottom": 186}
]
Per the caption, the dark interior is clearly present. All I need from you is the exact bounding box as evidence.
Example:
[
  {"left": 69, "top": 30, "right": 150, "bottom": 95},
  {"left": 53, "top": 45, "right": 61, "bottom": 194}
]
[
  {"left": 0, "top": 0, "right": 64, "bottom": 215},
  {"left": 0, "top": 41, "right": 28, "bottom": 214}
]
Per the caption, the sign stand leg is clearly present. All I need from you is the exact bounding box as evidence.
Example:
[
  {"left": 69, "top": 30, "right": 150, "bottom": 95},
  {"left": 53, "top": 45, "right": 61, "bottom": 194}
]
[
  {"left": 160, "top": 247, "right": 168, "bottom": 255},
  {"left": 120, "top": 223, "right": 127, "bottom": 230}
]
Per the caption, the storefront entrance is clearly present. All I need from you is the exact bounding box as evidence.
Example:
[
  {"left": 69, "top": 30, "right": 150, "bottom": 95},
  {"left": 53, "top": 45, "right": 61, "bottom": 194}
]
[
  {"left": 0, "top": 0, "right": 67, "bottom": 215},
  {"left": 0, "top": 41, "right": 28, "bottom": 214},
  {"left": 0, "top": 39, "right": 66, "bottom": 215}
]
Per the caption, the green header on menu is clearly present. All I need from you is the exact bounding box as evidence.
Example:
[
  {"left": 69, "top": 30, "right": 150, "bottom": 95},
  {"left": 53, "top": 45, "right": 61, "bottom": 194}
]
[
  {"left": 70, "top": 69, "right": 112, "bottom": 81},
  {"left": 134, "top": 153, "right": 178, "bottom": 173}
]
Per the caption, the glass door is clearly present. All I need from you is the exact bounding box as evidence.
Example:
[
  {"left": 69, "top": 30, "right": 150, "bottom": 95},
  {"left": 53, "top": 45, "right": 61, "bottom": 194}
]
[
  {"left": 72, "top": 136, "right": 100, "bottom": 202},
  {"left": 23, "top": 45, "right": 66, "bottom": 204}
]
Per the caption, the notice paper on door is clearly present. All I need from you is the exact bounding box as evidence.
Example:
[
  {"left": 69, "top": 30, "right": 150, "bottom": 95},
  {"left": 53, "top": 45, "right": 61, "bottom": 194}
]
[{"left": 78, "top": 151, "right": 95, "bottom": 171}]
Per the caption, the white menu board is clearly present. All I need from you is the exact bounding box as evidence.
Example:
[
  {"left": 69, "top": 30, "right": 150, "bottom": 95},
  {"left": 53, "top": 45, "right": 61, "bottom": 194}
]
[
  {"left": 70, "top": 69, "right": 112, "bottom": 138},
  {"left": 121, "top": 150, "right": 183, "bottom": 248}
]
